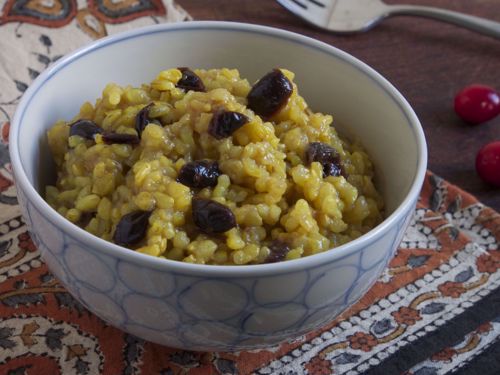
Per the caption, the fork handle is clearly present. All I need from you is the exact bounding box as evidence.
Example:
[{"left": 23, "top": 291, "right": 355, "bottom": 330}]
[{"left": 387, "top": 5, "right": 500, "bottom": 39}]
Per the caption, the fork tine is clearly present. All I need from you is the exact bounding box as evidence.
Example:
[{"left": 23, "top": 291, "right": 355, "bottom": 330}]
[
  {"left": 308, "top": 0, "right": 327, "bottom": 8},
  {"left": 277, "top": 0, "right": 332, "bottom": 29},
  {"left": 277, "top": 0, "right": 325, "bottom": 28}
]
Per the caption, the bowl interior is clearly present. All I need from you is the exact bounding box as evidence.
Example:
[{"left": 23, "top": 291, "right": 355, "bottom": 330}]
[{"left": 17, "top": 24, "right": 421, "bottom": 219}]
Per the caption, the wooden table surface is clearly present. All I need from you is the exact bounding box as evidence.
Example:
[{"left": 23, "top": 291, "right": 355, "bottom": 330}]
[{"left": 178, "top": 0, "right": 500, "bottom": 210}]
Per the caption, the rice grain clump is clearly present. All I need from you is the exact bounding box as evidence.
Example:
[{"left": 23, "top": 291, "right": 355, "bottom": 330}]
[{"left": 46, "top": 68, "right": 384, "bottom": 265}]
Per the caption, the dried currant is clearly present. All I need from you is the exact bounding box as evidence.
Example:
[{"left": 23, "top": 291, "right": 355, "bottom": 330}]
[
  {"left": 306, "top": 142, "right": 343, "bottom": 177},
  {"left": 265, "top": 240, "right": 290, "bottom": 263},
  {"left": 135, "top": 103, "right": 155, "bottom": 138},
  {"left": 177, "top": 160, "right": 221, "bottom": 188},
  {"left": 176, "top": 67, "right": 206, "bottom": 92},
  {"left": 323, "top": 163, "right": 343, "bottom": 177},
  {"left": 247, "top": 69, "right": 293, "bottom": 118},
  {"left": 192, "top": 198, "right": 236, "bottom": 234},
  {"left": 113, "top": 210, "right": 152, "bottom": 247},
  {"left": 102, "top": 132, "right": 140, "bottom": 145},
  {"left": 208, "top": 110, "right": 249, "bottom": 139},
  {"left": 69, "top": 119, "right": 103, "bottom": 140}
]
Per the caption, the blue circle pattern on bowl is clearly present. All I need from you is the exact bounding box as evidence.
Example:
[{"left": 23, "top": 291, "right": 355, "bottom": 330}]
[{"left": 19, "top": 182, "right": 415, "bottom": 351}]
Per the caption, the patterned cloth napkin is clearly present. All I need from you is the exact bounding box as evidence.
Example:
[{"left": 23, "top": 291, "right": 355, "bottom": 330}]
[{"left": 0, "top": 2, "right": 499, "bottom": 374}]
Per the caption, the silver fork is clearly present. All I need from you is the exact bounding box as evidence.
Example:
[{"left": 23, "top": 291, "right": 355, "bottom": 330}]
[{"left": 277, "top": 0, "right": 500, "bottom": 39}]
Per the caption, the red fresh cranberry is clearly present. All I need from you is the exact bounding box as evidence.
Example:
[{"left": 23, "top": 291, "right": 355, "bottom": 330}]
[
  {"left": 454, "top": 85, "right": 500, "bottom": 124},
  {"left": 476, "top": 141, "right": 500, "bottom": 186}
]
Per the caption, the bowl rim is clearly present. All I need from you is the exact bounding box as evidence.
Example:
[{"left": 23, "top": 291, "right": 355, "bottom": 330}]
[{"left": 9, "top": 20, "right": 427, "bottom": 277}]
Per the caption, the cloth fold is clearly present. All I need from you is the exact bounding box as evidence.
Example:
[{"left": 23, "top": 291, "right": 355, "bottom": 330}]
[{"left": 0, "top": 2, "right": 499, "bottom": 374}]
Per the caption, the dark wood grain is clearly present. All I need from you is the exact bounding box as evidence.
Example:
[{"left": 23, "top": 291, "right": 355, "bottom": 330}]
[{"left": 178, "top": 0, "right": 500, "bottom": 210}]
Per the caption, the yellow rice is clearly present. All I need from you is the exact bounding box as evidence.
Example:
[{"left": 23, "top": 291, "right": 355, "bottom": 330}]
[{"left": 45, "top": 68, "right": 384, "bottom": 265}]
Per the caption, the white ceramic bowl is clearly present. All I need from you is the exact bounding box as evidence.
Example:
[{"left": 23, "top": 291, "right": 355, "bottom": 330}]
[{"left": 10, "top": 21, "right": 426, "bottom": 351}]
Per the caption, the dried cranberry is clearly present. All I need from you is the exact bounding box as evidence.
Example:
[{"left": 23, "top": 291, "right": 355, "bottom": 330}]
[
  {"left": 176, "top": 67, "right": 206, "bottom": 92},
  {"left": 208, "top": 110, "right": 249, "bottom": 139},
  {"left": 265, "top": 240, "right": 290, "bottom": 263},
  {"left": 135, "top": 103, "right": 155, "bottom": 138},
  {"left": 454, "top": 85, "right": 500, "bottom": 124},
  {"left": 102, "top": 132, "right": 140, "bottom": 145},
  {"left": 247, "top": 69, "right": 293, "bottom": 118},
  {"left": 306, "top": 142, "right": 343, "bottom": 177},
  {"left": 69, "top": 119, "right": 103, "bottom": 140},
  {"left": 476, "top": 141, "right": 500, "bottom": 187},
  {"left": 178, "top": 160, "right": 221, "bottom": 188},
  {"left": 192, "top": 198, "right": 236, "bottom": 234},
  {"left": 113, "top": 210, "right": 152, "bottom": 247}
]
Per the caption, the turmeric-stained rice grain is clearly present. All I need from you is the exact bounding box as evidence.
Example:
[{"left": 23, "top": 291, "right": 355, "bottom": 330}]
[{"left": 46, "top": 68, "right": 384, "bottom": 265}]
